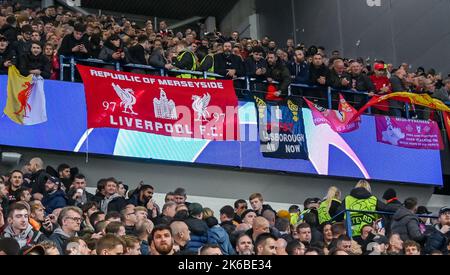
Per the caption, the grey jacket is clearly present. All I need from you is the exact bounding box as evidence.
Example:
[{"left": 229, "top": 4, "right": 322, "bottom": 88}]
[
  {"left": 49, "top": 227, "right": 76, "bottom": 255},
  {"left": 1, "top": 224, "right": 46, "bottom": 248},
  {"left": 391, "top": 207, "right": 425, "bottom": 242},
  {"left": 432, "top": 87, "right": 450, "bottom": 103}
]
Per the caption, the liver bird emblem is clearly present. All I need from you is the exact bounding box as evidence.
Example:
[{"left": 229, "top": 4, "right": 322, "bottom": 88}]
[
  {"left": 14, "top": 81, "right": 34, "bottom": 117},
  {"left": 112, "top": 83, "right": 138, "bottom": 115},
  {"left": 192, "top": 93, "right": 211, "bottom": 121}
]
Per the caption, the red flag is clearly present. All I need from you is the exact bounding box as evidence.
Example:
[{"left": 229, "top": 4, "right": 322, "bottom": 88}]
[
  {"left": 444, "top": 112, "right": 450, "bottom": 143},
  {"left": 265, "top": 83, "right": 283, "bottom": 101},
  {"left": 77, "top": 65, "right": 239, "bottom": 141},
  {"left": 304, "top": 94, "right": 361, "bottom": 133}
]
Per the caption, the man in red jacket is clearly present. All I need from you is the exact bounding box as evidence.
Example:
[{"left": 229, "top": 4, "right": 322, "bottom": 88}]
[{"left": 370, "top": 63, "right": 391, "bottom": 113}]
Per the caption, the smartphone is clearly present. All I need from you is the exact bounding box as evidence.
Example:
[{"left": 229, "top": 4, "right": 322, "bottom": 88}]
[{"left": 376, "top": 219, "right": 384, "bottom": 229}]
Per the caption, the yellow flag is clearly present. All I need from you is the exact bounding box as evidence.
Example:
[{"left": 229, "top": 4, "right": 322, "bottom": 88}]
[
  {"left": 378, "top": 92, "right": 450, "bottom": 113},
  {"left": 3, "top": 66, "right": 47, "bottom": 125}
]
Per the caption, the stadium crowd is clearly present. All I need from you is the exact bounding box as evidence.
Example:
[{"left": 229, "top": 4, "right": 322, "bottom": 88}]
[
  {"left": 0, "top": 157, "right": 449, "bottom": 255},
  {"left": 0, "top": 2, "right": 449, "bottom": 256},
  {"left": 0, "top": 2, "right": 449, "bottom": 118}
]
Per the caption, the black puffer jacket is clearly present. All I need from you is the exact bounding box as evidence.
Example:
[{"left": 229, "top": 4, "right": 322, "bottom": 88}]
[
  {"left": 185, "top": 217, "right": 209, "bottom": 252},
  {"left": 391, "top": 207, "right": 425, "bottom": 242},
  {"left": 18, "top": 52, "right": 51, "bottom": 79},
  {"left": 423, "top": 224, "right": 449, "bottom": 255}
]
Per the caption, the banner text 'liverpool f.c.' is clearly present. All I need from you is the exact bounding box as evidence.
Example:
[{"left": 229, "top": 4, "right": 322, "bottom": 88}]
[{"left": 78, "top": 65, "right": 239, "bottom": 141}]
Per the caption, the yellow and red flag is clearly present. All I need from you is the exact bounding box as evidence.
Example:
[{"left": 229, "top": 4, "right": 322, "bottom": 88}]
[
  {"left": 3, "top": 66, "right": 47, "bottom": 125},
  {"left": 444, "top": 112, "right": 450, "bottom": 143}
]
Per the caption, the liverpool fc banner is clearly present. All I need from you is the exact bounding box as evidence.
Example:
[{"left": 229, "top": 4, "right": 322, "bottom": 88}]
[
  {"left": 254, "top": 96, "right": 308, "bottom": 159},
  {"left": 77, "top": 65, "right": 239, "bottom": 141}
]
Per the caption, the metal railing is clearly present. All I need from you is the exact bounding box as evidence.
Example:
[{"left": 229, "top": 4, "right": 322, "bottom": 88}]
[
  {"left": 59, "top": 55, "right": 450, "bottom": 119},
  {"left": 331, "top": 209, "right": 439, "bottom": 238}
]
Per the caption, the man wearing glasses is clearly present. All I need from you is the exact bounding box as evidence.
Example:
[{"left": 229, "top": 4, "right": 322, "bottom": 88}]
[
  {"left": 423, "top": 206, "right": 450, "bottom": 254},
  {"left": 49, "top": 206, "right": 82, "bottom": 255}
]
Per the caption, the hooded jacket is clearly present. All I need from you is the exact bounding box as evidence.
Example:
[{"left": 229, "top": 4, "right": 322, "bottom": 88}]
[
  {"left": 206, "top": 217, "right": 235, "bottom": 255},
  {"left": 391, "top": 206, "right": 425, "bottom": 243},
  {"left": 340, "top": 187, "right": 390, "bottom": 213},
  {"left": 1, "top": 224, "right": 46, "bottom": 248},
  {"left": 185, "top": 217, "right": 209, "bottom": 252},
  {"left": 42, "top": 189, "right": 67, "bottom": 215}
]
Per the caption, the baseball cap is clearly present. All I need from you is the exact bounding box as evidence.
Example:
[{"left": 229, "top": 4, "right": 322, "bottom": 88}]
[
  {"left": 439, "top": 206, "right": 450, "bottom": 215},
  {"left": 374, "top": 63, "right": 386, "bottom": 71},
  {"left": 416, "top": 206, "right": 432, "bottom": 215},
  {"left": 44, "top": 174, "right": 61, "bottom": 186},
  {"left": 304, "top": 198, "right": 321, "bottom": 207}
]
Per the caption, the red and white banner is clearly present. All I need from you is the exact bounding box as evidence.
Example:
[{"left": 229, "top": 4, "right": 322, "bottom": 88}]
[
  {"left": 77, "top": 65, "right": 239, "bottom": 140},
  {"left": 304, "top": 94, "right": 361, "bottom": 133}
]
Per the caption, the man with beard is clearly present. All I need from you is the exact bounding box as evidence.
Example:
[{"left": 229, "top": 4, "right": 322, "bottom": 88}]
[
  {"left": 214, "top": 41, "right": 244, "bottom": 79},
  {"left": 27, "top": 157, "right": 47, "bottom": 200},
  {"left": 254, "top": 233, "right": 277, "bottom": 255},
  {"left": 128, "top": 184, "right": 160, "bottom": 218},
  {"left": 265, "top": 51, "right": 291, "bottom": 101},
  {"left": 151, "top": 224, "right": 175, "bottom": 255},
  {"left": 235, "top": 233, "right": 254, "bottom": 255},
  {"left": 42, "top": 176, "right": 67, "bottom": 215}
]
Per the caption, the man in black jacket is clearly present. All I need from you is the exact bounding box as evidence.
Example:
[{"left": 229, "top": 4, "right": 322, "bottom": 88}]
[
  {"left": 27, "top": 157, "right": 47, "bottom": 201},
  {"left": 0, "top": 35, "right": 15, "bottom": 74},
  {"left": 266, "top": 51, "right": 291, "bottom": 99},
  {"left": 1, "top": 15, "right": 18, "bottom": 43},
  {"left": 127, "top": 34, "right": 150, "bottom": 66},
  {"left": 66, "top": 174, "right": 94, "bottom": 208},
  {"left": 214, "top": 41, "right": 244, "bottom": 79},
  {"left": 389, "top": 67, "right": 407, "bottom": 117},
  {"left": 382, "top": 188, "right": 402, "bottom": 236},
  {"left": 423, "top": 207, "right": 450, "bottom": 255},
  {"left": 308, "top": 53, "right": 329, "bottom": 104},
  {"left": 348, "top": 61, "right": 375, "bottom": 108},
  {"left": 57, "top": 22, "right": 90, "bottom": 59},
  {"left": 57, "top": 23, "right": 90, "bottom": 81},
  {"left": 244, "top": 46, "right": 267, "bottom": 82},
  {"left": 13, "top": 24, "right": 33, "bottom": 57}
]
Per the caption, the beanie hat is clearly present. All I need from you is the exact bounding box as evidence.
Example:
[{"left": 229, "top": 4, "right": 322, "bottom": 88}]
[{"left": 382, "top": 188, "right": 396, "bottom": 201}]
